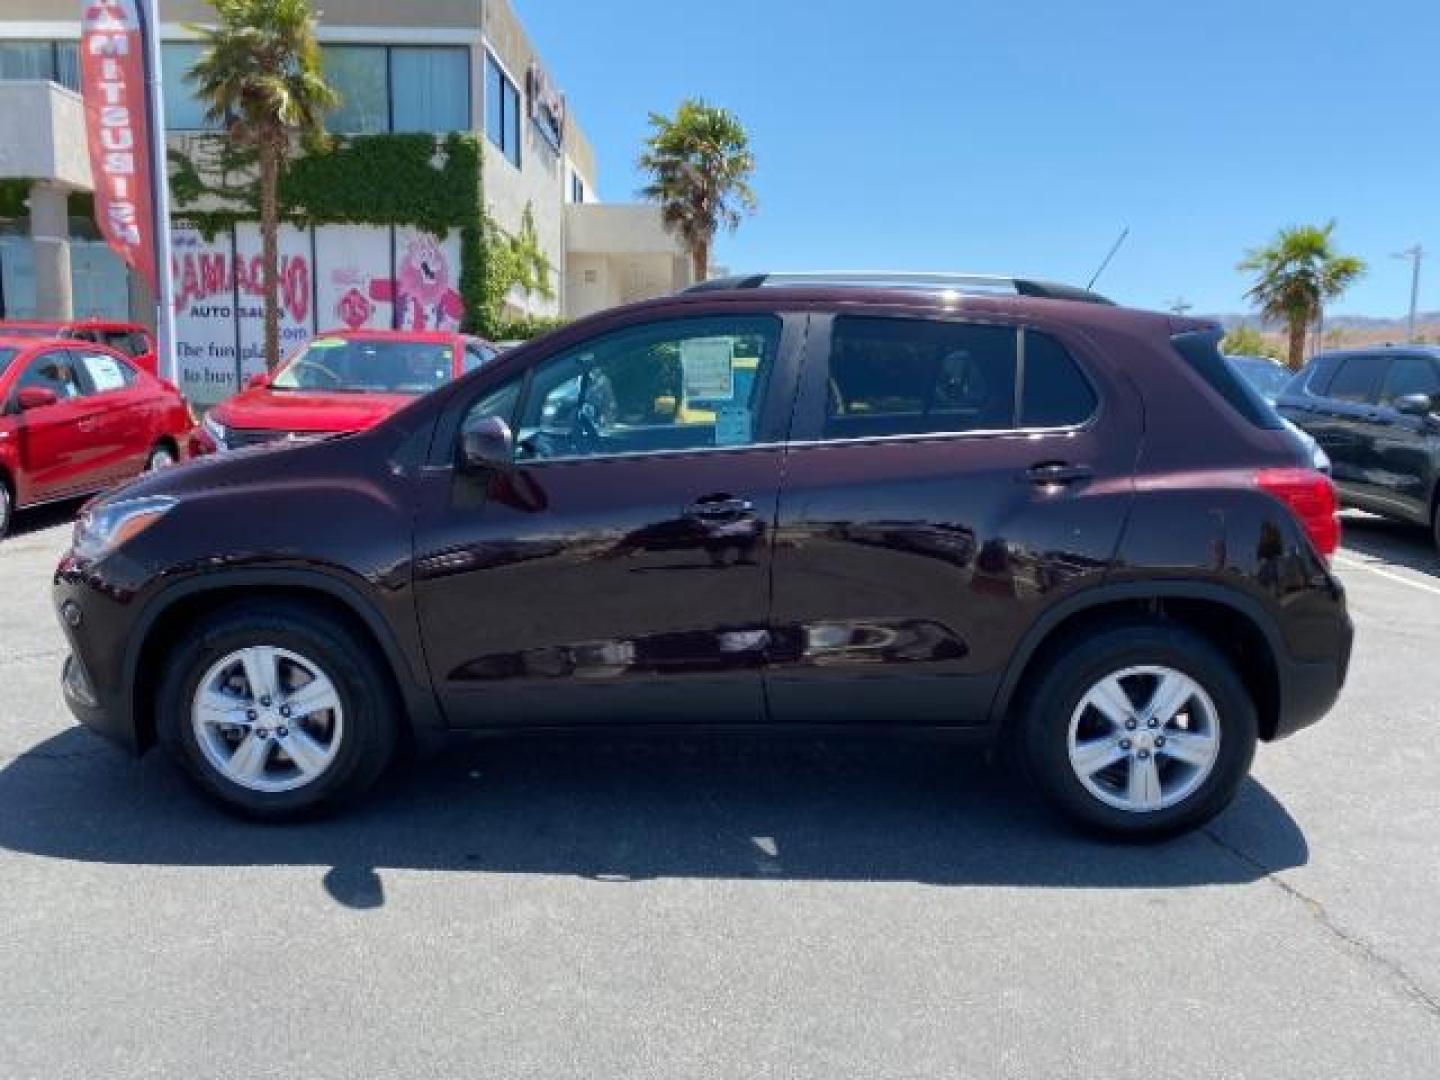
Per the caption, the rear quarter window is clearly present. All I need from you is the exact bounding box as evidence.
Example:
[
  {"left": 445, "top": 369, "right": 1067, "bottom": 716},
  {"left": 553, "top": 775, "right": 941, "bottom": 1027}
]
[{"left": 1171, "top": 330, "right": 1284, "bottom": 429}]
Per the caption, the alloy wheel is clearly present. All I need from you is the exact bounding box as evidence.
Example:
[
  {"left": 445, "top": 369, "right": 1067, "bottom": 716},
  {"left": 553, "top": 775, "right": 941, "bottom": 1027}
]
[
  {"left": 148, "top": 447, "right": 177, "bottom": 471},
  {"left": 1065, "top": 665, "right": 1222, "bottom": 813},
  {"left": 190, "top": 646, "right": 345, "bottom": 793}
]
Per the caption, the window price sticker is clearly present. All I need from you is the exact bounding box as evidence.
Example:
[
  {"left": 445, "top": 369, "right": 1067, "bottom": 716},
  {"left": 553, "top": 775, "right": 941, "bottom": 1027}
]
[
  {"left": 82, "top": 355, "right": 127, "bottom": 392},
  {"left": 681, "top": 337, "right": 735, "bottom": 401}
]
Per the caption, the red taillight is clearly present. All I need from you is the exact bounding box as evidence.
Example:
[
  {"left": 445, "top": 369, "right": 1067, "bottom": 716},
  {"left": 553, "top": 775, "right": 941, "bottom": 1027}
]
[{"left": 1256, "top": 467, "right": 1340, "bottom": 558}]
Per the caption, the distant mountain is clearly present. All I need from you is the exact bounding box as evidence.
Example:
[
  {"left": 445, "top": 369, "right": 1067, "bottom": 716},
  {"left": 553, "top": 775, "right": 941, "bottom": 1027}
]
[
  {"left": 1201, "top": 312, "right": 1440, "bottom": 349},
  {"left": 1205, "top": 312, "right": 1440, "bottom": 333}
]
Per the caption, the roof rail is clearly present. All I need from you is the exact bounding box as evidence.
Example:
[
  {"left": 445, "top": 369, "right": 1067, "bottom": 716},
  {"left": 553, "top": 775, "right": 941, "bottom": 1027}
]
[{"left": 683, "top": 271, "right": 1115, "bottom": 306}]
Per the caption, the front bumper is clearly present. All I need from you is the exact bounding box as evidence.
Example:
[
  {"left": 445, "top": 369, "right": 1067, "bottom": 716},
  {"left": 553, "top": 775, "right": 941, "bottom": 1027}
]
[{"left": 53, "top": 561, "right": 145, "bottom": 753}]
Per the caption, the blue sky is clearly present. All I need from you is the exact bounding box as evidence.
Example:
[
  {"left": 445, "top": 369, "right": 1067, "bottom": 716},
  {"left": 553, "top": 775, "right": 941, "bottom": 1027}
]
[{"left": 515, "top": 0, "right": 1440, "bottom": 317}]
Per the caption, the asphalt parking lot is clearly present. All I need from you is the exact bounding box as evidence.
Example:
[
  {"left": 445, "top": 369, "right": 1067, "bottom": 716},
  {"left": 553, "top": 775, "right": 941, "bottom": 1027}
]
[{"left": 1, "top": 503, "right": 1438, "bottom": 1079}]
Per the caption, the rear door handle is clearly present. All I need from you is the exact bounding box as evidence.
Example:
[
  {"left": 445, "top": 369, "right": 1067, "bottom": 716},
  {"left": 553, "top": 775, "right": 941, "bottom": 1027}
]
[
  {"left": 1022, "top": 462, "right": 1093, "bottom": 486},
  {"left": 686, "top": 496, "right": 755, "bottom": 518}
]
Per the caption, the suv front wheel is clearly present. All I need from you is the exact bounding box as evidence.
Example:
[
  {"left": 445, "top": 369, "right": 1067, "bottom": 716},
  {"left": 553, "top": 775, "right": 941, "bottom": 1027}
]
[
  {"left": 1020, "top": 622, "right": 1257, "bottom": 838},
  {"left": 158, "top": 602, "right": 398, "bottom": 819}
]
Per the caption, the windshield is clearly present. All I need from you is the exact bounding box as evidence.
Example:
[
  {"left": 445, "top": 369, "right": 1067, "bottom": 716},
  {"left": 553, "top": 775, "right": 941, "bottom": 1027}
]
[
  {"left": 1226, "top": 356, "right": 1292, "bottom": 401},
  {"left": 270, "top": 337, "right": 456, "bottom": 394}
]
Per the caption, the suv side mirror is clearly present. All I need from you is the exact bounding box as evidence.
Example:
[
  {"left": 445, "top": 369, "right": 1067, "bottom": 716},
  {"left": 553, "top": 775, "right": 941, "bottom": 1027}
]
[
  {"left": 460, "top": 416, "right": 514, "bottom": 472},
  {"left": 246, "top": 372, "right": 268, "bottom": 389},
  {"left": 1393, "top": 393, "right": 1435, "bottom": 418},
  {"left": 16, "top": 386, "right": 60, "bottom": 411}
]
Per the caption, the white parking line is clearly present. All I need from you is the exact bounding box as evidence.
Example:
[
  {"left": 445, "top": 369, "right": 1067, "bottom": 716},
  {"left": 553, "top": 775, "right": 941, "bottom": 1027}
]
[{"left": 1333, "top": 554, "right": 1440, "bottom": 598}]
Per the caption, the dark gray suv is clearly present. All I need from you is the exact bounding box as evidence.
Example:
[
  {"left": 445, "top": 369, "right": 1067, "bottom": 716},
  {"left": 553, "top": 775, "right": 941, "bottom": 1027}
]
[{"left": 1278, "top": 346, "right": 1440, "bottom": 550}]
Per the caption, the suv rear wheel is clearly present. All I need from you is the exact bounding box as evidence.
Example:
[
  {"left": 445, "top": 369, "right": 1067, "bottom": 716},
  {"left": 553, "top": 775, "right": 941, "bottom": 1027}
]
[
  {"left": 158, "top": 603, "right": 397, "bottom": 820},
  {"left": 1020, "top": 622, "right": 1257, "bottom": 838}
]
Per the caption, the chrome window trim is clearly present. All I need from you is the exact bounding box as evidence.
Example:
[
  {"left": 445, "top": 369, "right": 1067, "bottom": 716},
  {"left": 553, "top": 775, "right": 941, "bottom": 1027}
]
[{"left": 502, "top": 420, "right": 1092, "bottom": 469}]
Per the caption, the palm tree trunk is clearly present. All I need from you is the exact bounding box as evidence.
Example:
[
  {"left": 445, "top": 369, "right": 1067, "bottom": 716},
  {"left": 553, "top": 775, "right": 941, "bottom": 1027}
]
[
  {"left": 257, "top": 131, "right": 282, "bottom": 371},
  {"left": 692, "top": 235, "right": 710, "bottom": 284},
  {"left": 1287, "top": 312, "right": 1308, "bottom": 371}
]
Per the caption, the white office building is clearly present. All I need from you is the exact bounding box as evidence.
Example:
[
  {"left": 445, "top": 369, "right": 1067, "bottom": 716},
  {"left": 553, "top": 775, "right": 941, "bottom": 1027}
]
[{"left": 0, "top": 0, "right": 690, "bottom": 400}]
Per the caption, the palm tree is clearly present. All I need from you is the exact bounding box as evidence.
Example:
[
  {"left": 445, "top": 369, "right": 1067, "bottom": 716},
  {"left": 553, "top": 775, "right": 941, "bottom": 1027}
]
[
  {"left": 187, "top": 0, "right": 335, "bottom": 369},
  {"left": 1239, "top": 223, "right": 1365, "bottom": 370},
  {"left": 639, "top": 99, "right": 757, "bottom": 283}
]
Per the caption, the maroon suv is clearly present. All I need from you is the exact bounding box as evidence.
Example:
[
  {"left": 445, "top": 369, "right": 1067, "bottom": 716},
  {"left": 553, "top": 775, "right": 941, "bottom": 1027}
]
[{"left": 53, "top": 273, "right": 1352, "bottom": 836}]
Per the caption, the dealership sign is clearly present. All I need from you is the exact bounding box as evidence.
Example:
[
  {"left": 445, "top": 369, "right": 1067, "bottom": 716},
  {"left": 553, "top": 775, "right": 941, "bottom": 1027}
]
[
  {"left": 526, "top": 62, "right": 566, "bottom": 151},
  {"left": 80, "top": 0, "right": 159, "bottom": 294}
]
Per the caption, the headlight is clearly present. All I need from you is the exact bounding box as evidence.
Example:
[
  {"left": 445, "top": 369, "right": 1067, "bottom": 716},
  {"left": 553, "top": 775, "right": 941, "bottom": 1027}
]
[
  {"left": 203, "top": 413, "right": 228, "bottom": 450},
  {"left": 72, "top": 496, "right": 177, "bottom": 561}
]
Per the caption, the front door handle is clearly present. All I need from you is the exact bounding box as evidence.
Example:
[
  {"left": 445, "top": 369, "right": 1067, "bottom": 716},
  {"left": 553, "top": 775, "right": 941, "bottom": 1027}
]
[
  {"left": 1022, "top": 462, "right": 1093, "bottom": 486},
  {"left": 685, "top": 495, "right": 755, "bottom": 519}
]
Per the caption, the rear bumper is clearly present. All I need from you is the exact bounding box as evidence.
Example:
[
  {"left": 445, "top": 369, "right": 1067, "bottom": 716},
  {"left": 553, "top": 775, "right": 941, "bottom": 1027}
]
[{"left": 1271, "top": 611, "right": 1354, "bottom": 740}]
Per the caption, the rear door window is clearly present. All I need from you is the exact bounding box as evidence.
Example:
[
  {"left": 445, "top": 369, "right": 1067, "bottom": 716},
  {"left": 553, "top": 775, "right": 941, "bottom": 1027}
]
[
  {"left": 825, "top": 318, "right": 1018, "bottom": 439},
  {"left": 78, "top": 351, "right": 138, "bottom": 392},
  {"left": 1325, "top": 355, "right": 1386, "bottom": 403},
  {"left": 1021, "top": 330, "right": 1098, "bottom": 427}
]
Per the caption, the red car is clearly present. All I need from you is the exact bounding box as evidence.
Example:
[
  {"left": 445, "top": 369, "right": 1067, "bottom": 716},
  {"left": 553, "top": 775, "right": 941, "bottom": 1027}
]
[
  {"left": 201, "top": 330, "right": 499, "bottom": 452},
  {"left": 0, "top": 319, "right": 158, "bottom": 376},
  {"left": 0, "top": 335, "right": 196, "bottom": 538}
]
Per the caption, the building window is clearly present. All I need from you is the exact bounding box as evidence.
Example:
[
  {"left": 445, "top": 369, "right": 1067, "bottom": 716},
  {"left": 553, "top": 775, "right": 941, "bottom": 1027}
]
[
  {"left": 161, "top": 42, "right": 221, "bottom": 131},
  {"left": 391, "top": 47, "right": 470, "bottom": 132},
  {"left": 324, "top": 45, "right": 389, "bottom": 134},
  {"left": 570, "top": 171, "right": 586, "bottom": 204},
  {"left": 321, "top": 44, "right": 470, "bottom": 135},
  {"left": 0, "top": 41, "right": 81, "bottom": 92},
  {"left": 485, "top": 52, "right": 521, "bottom": 168}
]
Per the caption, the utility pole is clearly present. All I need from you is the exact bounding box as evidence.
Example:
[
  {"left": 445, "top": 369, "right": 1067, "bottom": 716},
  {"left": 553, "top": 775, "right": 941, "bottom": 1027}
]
[
  {"left": 1392, "top": 245, "right": 1425, "bottom": 343},
  {"left": 1168, "top": 296, "right": 1192, "bottom": 316}
]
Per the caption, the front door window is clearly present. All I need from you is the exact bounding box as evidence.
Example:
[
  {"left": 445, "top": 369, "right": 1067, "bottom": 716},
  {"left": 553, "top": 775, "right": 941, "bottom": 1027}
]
[{"left": 509, "top": 316, "right": 781, "bottom": 462}]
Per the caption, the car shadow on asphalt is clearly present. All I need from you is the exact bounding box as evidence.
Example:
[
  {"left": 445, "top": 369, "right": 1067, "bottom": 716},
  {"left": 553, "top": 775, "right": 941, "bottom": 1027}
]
[
  {"left": 0, "top": 727, "right": 1308, "bottom": 909},
  {"left": 1340, "top": 511, "right": 1439, "bottom": 579}
]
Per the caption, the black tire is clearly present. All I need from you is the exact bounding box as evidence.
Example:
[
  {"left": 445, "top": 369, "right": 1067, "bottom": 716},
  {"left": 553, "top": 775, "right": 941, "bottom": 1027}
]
[
  {"left": 1018, "top": 621, "right": 1257, "bottom": 839},
  {"left": 0, "top": 476, "right": 11, "bottom": 540},
  {"left": 1432, "top": 499, "right": 1440, "bottom": 555},
  {"left": 157, "top": 601, "right": 398, "bottom": 820}
]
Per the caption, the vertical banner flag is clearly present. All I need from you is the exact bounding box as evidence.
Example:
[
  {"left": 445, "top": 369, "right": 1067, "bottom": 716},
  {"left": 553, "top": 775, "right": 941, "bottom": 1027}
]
[{"left": 80, "top": 0, "right": 158, "bottom": 294}]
